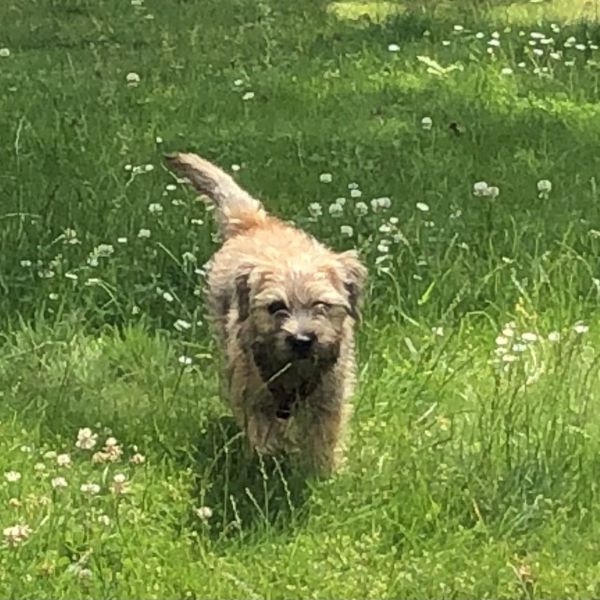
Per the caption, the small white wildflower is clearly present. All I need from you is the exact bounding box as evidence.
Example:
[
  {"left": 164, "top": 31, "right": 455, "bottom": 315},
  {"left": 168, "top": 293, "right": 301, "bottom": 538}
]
[
  {"left": 195, "top": 506, "right": 213, "bottom": 520},
  {"left": 340, "top": 225, "right": 354, "bottom": 237},
  {"left": 502, "top": 354, "right": 518, "bottom": 363},
  {"left": 76, "top": 428, "right": 98, "bottom": 450},
  {"left": 573, "top": 322, "right": 589, "bottom": 334},
  {"left": 233, "top": 78, "right": 244, "bottom": 86},
  {"left": 137, "top": 228, "right": 151, "bottom": 239},
  {"left": 20, "top": 259, "right": 32, "bottom": 267},
  {"left": 453, "top": 25, "right": 464, "bottom": 33},
  {"left": 421, "top": 116, "right": 433, "bottom": 130},
  {"left": 548, "top": 331, "right": 560, "bottom": 342},
  {"left": 530, "top": 32, "right": 545, "bottom": 40},
  {"left": 124, "top": 164, "right": 132, "bottom": 171},
  {"left": 3, "top": 524, "right": 31, "bottom": 546},
  {"left": 125, "top": 72, "right": 141, "bottom": 86},
  {"left": 348, "top": 182, "right": 359, "bottom": 190},
  {"left": 495, "top": 336, "right": 509, "bottom": 346},
  {"left": 242, "top": 91, "right": 255, "bottom": 101},
  {"left": 473, "top": 181, "right": 489, "bottom": 196},
  {"left": 475, "top": 32, "right": 485, "bottom": 39},
  {"left": 96, "top": 244, "right": 114, "bottom": 257},
  {"left": 56, "top": 453, "right": 71, "bottom": 467},
  {"left": 521, "top": 332, "right": 538, "bottom": 343},
  {"left": 416, "top": 202, "right": 430, "bottom": 212},
  {"left": 97, "top": 514, "right": 111, "bottom": 526},
  {"left": 518, "top": 61, "right": 526, "bottom": 68},
  {"left": 132, "top": 306, "right": 141, "bottom": 315},
  {"left": 111, "top": 473, "right": 128, "bottom": 495},
  {"left": 51, "top": 477, "right": 68, "bottom": 489},
  {"left": 432, "top": 326, "right": 444, "bottom": 337},
  {"left": 174, "top": 318, "right": 192, "bottom": 332},
  {"left": 502, "top": 325, "right": 516, "bottom": 338},
  {"left": 231, "top": 164, "right": 241, "bottom": 172},
  {"left": 564, "top": 36, "right": 577, "bottom": 48},
  {"left": 371, "top": 197, "right": 391, "bottom": 211},
  {"left": 491, "top": 31, "right": 500, "bottom": 39},
  {"left": 575, "top": 44, "right": 586, "bottom": 51},
  {"left": 501, "top": 67, "right": 513, "bottom": 75},
  {"left": 532, "top": 48, "right": 544, "bottom": 57},
  {"left": 0, "top": 48, "right": 10, "bottom": 58},
  {"left": 144, "top": 164, "right": 154, "bottom": 172},
  {"left": 350, "top": 188, "right": 362, "bottom": 199},
  {"left": 512, "top": 343, "right": 527, "bottom": 353},
  {"left": 117, "top": 237, "right": 128, "bottom": 245},
  {"left": 537, "top": 179, "right": 552, "bottom": 196},
  {"left": 308, "top": 202, "right": 323, "bottom": 218},
  {"left": 487, "top": 186, "right": 500, "bottom": 199},
  {"left": 80, "top": 483, "right": 101, "bottom": 495},
  {"left": 354, "top": 201, "right": 368, "bottom": 216},
  {"left": 488, "top": 39, "right": 500, "bottom": 48},
  {"left": 4, "top": 471, "right": 21, "bottom": 483},
  {"left": 130, "top": 453, "right": 146, "bottom": 465},
  {"left": 148, "top": 203, "right": 163, "bottom": 214},
  {"left": 178, "top": 355, "right": 192, "bottom": 366},
  {"left": 388, "top": 43, "right": 400, "bottom": 52},
  {"left": 43, "top": 451, "right": 57, "bottom": 460},
  {"left": 191, "top": 218, "right": 204, "bottom": 226},
  {"left": 162, "top": 291, "right": 174, "bottom": 303},
  {"left": 319, "top": 173, "right": 333, "bottom": 183},
  {"left": 442, "top": 40, "right": 451, "bottom": 47},
  {"left": 155, "top": 136, "right": 163, "bottom": 144},
  {"left": 379, "top": 224, "right": 392, "bottom": 234},
  {"left": 34, "top": 462, "right": 46, "bottom": 473},
  {"left": 165, "top": 183, "right": 177, "bottom": 192}
]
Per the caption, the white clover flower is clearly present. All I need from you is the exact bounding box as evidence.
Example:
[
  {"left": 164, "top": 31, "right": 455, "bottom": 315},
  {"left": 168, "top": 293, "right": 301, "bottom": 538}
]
[
  {"left": 195, "top": 506, "right": 213, "bottom": 520},
  {"left": 148, "top": 203, "right": 163, "bottom": 214},
  {"left": 521, "top": 332, "right": 538, "bottom": 343},
  {"left": 130, "top": 453, "right": 146, "bottom": 465},
  {"left": 95, "top": 244, "right": 114, "bottom": 258},
  {"left": 43, "top": 451, "right": 57, "bottom": 460},
  {"left": 231, "top": 164, "right": 241, "bottom": 172},
  {"left": 501, "top": 67, "right": 513, "bottom": 75},
  {"left": 379, "top": 224, "right": 392, "bottom": 234},
  {"left": 533, "top": 48, "right": 544, "bottom": 57},
  {"left": 98, "top": 514, "right": 111, "bottom": 526},
  {"left": 308, "top": 202, "right": 322, "bottom": 218},
  {"left": 371, "top": 197, "right": 391, "bottom": 211},
  {"left": 473, "top": 181, "right": 489, "bottom": 196},
  {"left": 76, "top": 428, "right": 98, "bottom": 450},
  {"left": 34, "top": 462, "right": 46, "bottom": 472},
  {"left": 475, "top": 32, "right": 485, "bottom": 39},
  {"left": 125, "top": 72, "right": 141, "bottom": 86},
  {"left": 329, "top": 202, "right": 344, "bottom": 219},
  {"left": 137, "top": 228, "right": 151, "bottom": 239},
  {"left": 178, "top": 355, "right": 192, "bottom": 366},
  {"left": 354, "top": 202, "right": 368, "bottom": 216},
  {"left": 174, "top": 319, "right": 192, "bottom": 332},
  {"left": 80, "top": 483, "right": 101, "bottom": 495},
  {"left": 453, "top": 25, "right": 464, "bottom": 33},
  {"left": 3, "top": 524, "right": 31, "bottom": 546},
  {"left": 575, "top": 44, "right": 586, "bottom": 51},
  {"left": 537, "top": 179, "right": 552, "bottom": 194},
  {"left": 387, "top": 43, "right": 400, "bottom": 52},
  {"left": 488, "top": 39, "right": 500, "bottom": 48},
  {"left": 0, "top": 48, "right": 11, "bottom": 59},
  {"left": 190, "top": 218, "right": 204, "bottom": 226},
  {"left": 573, "top": 322, "right": 589, "bottom": 334},
  {"left": 155, "top": 136, "right": 163, "bottom": 144},
  {"left": 495, "top": 335, "right": 509, "bottom": 346},
  {"left": 416, "top": 202, "right": 430, "bottom": 212},
  {"left": 162, "top": 291, "right": 174, "bottom": 303},
  {"left": 117, "top": 237, "right": 128, "bottom": 244},
  {"left": 432, "top": 326, "right": 444, "bottom": 336},
  {"left": 501, "top": 353, "right": 518, "bottom": 363},
  {"left": 548, "top": 331, "right": 560, "bottom": 342},
  {"left": 530, "top": 32, "right": 545, "bottom": 40},
  {"left": 564, "top": 36, "right": 577, "bottom": 47},
  {"left": 487, "top": 186, "right": 500, "bottom": 199},
  {"left": 165, "top": 183, "right": 177, "bottom": 192},
  {"left": 20, "top": 259, "right": 32, "bottom": 267},
  {"left": 421, "top": 116, "right": 433, "bottom": 130},
  {"left": 442, "top": 40, "right": 451, "bottom": 47},
  {"left": 4, "top": 471, "right": 21, "bottom": 483},
  {"left": 349, "top": 188, "right": 362, "bottom": 199},
  {"left": 347, "top": 182, "right": 359, "bottom": 190},
  {"left": 518, "top": 61, "right": 527, "bottom": 68},
  {"left": 233, "top": 78, "right": 244, "bottom": 86},
  {"left": 319, "top": 173, "right": 333, "bottom": 183},
  {"left": 56, "top": 453, "right": 71, "bottom": 467},
  {"left": 51, "top": 477, "right": 68, "bottom": 489},
  {"left": 340, "top": 225, "right": 354, "bottom": 237},
  {"left": 242, "top": 91, "right": 255, "bottom": 101},
  {"left": 111, "top": 473, "right": 128, "bottom": 495},
  {"left": 512, "top": 343, "right": 527, "bottom": 353}
]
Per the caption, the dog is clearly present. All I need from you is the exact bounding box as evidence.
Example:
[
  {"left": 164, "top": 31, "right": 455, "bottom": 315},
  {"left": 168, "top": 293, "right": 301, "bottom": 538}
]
[{"left": 165, "top": 153, "right": 366, "bottom": 473}]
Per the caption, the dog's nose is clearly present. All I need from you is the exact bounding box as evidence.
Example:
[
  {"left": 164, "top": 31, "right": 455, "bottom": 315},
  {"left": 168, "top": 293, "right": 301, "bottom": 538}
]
[{"left": 287, "top": 332, "right": 316, "bottom": 357}]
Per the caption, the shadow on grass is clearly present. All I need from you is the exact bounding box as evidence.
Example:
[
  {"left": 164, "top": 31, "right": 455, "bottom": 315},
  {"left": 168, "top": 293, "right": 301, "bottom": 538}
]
[{"left": 185, "top": 415, "right": 313, "bottom": 541}]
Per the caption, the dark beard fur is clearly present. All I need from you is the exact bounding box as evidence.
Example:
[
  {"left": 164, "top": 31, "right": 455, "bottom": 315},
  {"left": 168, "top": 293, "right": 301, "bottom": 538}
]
[{"left": 251, "top": 340, "right": 339, "bottom": 419}]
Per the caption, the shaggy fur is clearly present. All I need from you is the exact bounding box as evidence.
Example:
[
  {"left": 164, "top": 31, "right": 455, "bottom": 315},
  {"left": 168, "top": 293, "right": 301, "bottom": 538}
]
[{"left": 165, "top": 152, "right": 367, "bottom": 473}]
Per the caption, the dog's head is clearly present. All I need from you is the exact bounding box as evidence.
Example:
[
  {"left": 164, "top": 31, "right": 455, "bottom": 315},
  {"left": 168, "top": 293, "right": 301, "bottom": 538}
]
[{"left": 235, "top": 249, "right": 366, "bottom": 394}]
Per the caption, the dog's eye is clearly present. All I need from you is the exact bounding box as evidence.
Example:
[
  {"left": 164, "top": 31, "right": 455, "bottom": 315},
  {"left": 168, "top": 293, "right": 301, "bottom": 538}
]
[
  {"left": 312, "top": 301, "right": 331, "bottom": 312},
  {"left": 267, "top": 301, "right": 288, "bottom": 315}
]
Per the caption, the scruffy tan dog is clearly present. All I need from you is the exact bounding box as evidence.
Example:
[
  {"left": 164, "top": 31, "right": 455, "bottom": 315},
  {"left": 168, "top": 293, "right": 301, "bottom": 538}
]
[{"left": 165, "top": 153, "right": 366, "bottom": 473}]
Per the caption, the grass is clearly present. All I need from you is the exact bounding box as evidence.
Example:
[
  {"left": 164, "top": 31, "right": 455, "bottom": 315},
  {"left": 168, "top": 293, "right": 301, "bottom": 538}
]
[{"left": 1, "top": 0, "right": 600, "bottom": 597}]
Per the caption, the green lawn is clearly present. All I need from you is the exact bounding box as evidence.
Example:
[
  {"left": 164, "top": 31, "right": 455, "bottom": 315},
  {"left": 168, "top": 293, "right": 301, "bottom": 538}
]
[{"left": 1, "top": 0, "right": 600, "bottom": 597}]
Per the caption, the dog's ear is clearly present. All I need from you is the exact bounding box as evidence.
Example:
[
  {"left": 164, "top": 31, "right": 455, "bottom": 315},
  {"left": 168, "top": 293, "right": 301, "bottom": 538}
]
[
  {"left": 337, "top": 250, "right": 367, "bottom": 321},
  {"left": 235, "top": 273, "right": 251, "bottom": 322}
]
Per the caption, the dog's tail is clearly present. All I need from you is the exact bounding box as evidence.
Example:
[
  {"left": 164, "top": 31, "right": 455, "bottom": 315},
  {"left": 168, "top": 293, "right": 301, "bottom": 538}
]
[{"left": 164, "top": 152, "right": 268, "bottom": 238}]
